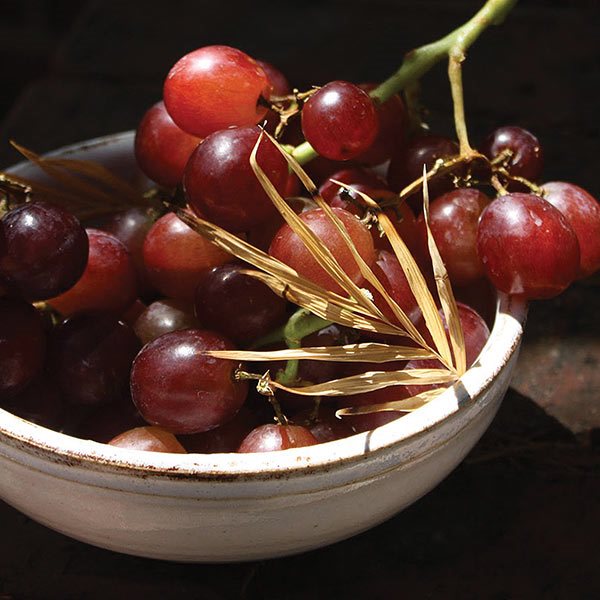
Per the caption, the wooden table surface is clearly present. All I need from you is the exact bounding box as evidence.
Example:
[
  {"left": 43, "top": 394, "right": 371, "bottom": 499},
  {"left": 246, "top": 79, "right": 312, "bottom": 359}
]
[{"left": 0, "top": 1, "right": 598, "bottom": 598}]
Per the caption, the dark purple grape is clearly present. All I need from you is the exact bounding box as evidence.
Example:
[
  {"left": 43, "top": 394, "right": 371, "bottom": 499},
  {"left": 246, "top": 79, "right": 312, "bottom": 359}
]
[
  {"left": 292, "top": 407, "right": 355, "bottom": 443},
  {"left": 194, "top": 264, "right": 287, "bottom": 346},
  {"left": 481, "top": 125, "right": 543, "bottom": 181},
  {"left": 387, "top": 135, "right": 460, "bottom": 210},
  {"left": 103, "top": 207, "right": 158, "bottom": 296},
  {"left": 0, "top": 202, "right": 88, "bottom": 301},
  {"left": 133, "top": 299, "right": 199, "bottom": 345},
  {"left": 301, "top": 81, "right": 379, "bottom": 161},
  {"left": 183, "top": 126, "right": 288, "bottom": 232},
  {"left": 51, "top": 313, "right": 141, "bottom": 406},
  {"left": 130, "top": 329, "right": 248, "bottom": 434},
  {"left": 0, "top": 298, "right": 46, "bottom": 398}
]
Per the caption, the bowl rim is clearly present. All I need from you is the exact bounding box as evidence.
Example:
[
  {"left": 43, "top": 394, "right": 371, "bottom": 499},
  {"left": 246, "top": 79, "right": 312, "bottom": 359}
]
[{"left": 0, "top": 131, "right": 528, "bottom": 481}]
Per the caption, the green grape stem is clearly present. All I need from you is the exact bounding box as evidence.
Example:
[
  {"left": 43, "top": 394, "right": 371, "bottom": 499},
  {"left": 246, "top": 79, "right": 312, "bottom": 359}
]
[{"left": 291, "top": 0, "right": 518, "bottom": 165}]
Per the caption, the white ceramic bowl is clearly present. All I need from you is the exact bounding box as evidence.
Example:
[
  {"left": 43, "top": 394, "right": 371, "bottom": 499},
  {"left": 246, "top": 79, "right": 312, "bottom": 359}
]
[{"left": 0, "top": 133, "right": 527, "bottom": 562}]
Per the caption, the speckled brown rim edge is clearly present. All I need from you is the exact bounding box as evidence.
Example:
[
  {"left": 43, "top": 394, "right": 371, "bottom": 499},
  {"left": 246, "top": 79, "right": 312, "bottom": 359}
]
[{"left": 0, "top": 132, "right": 529, "bottom": 481}]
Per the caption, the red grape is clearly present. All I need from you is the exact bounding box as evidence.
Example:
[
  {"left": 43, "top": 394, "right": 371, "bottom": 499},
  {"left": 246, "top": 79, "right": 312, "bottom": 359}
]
[
  {"left": 130, "top": 329, "right": 248, "bottom": 434},
  {"left": 417, "top": 188, "right": 490, "bottom": 286},
  {"left": 183, "top": 126, "right": 288, "bottom": 232},
  {"left": 51, "top": 313, "right": 141, "bottom": 406},
  {"left": 302, "top": 81, "right": 378, "bottom": 161},
  {"left": 477, "top": 193, "right": 579, "bottom": 299},
  {"left": 108, "top": 426, "right": 187, "bottom": 453},
  {"left": 0, "top": 298, "right": 46, "bottom": 398},
  {"left": 134, "top": 101, "right": 201, "bottom": 188},
  {"left": 143, "top": 212, "right": 233, "bottom": 301},
  {"left": 542, "top": 181, "right": 600, "bottom": 278},
  {"left": 103, "top": 207, "right": 158, "bottom": 296},
  {"left": 194, "top": 263, "right": 287, "bottom": 346},
  {"left": 163, "top": 45, "right": 272, "bottom": 137},
  {"left": 256, "top": 60, "right": 290, "bottom": 97},
  {"left": 269, "top": 207, "right": 376, "bottom": 295},
  {"left": 0, "top": 201, "right": 88, "bottom": 301},
  {"left": 48, "top": 229, "right": 137, "bottom": 316},
  {"left": 133, "top": 299, "right": 199, "bottom": 345},
  {"left": 357, "top": 84, "right": 407, "bottom": 165},
  {"left": 482, "top": 125, "right": 543, "bottom": 181},
  {"left": 238, "top": 423, "right": 318, "bottom": 452}
]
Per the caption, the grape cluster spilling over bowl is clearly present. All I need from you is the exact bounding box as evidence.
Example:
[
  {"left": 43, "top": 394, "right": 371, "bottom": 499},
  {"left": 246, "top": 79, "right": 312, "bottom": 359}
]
[{"left": 1, "top": 44, "right": 599, "bottom": 457}]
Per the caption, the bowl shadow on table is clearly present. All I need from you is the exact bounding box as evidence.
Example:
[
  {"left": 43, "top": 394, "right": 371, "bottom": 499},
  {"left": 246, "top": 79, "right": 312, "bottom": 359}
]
[{"left": 2, "top": 388, "right": 589, "bottom": 600}]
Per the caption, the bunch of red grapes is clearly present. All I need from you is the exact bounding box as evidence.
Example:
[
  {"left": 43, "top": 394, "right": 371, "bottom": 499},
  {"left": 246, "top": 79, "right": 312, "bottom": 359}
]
[{"left": 1, "top": 45, "right": 599, "bottom": 454}]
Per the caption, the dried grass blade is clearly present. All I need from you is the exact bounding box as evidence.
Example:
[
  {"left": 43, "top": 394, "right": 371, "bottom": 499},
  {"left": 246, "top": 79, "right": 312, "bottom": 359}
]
[
  {"left": 242, "top": 269, "right": 407, "bottom": 335},
  {"left": 249, "top": 133, "right": 383, "bottom": 317},
  {"left": 270, "top": 368, "right": 456, "bottom": 397},
  {"left": 257, "top": 132, "right": 396, "bottom": 326},
  {"left": 0, "top": 172, "right": 90, "bottom": 207},
  {"left": 10, "top": 142, "right": 123, "bottom": 207},
  {"left": 336, "top": 387, "right": 447, "bottom": 415},
  {"left": 206, "top": 343, "right": 436, "bottom": 363},
  {"left": 422, "top": 168, "right": 466, "bottom": 374},
  {"left": 177, "top": 210, "right": 408, "bottom": 336},
  {"left": 337, "top": 183, "right": 453, "bottom": 367}
]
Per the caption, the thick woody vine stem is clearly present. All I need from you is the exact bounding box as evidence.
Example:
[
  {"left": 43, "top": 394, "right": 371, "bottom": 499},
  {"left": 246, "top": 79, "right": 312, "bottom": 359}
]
[{"left": 291, "top": 0, "right": 518, "bottom": 165}]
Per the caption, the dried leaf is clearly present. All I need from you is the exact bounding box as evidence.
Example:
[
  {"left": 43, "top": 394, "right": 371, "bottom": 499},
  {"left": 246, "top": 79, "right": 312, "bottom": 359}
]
[
  {"left": 422, "top": 166, "right": 466, "bottom": 374},
  {"left": 249, "top": 132, "right": 385, "bottom": 319},
  {"left": 336, "top": 387, "right": 447, "bottom": 415},
  {"left": 207, "top": 342, "right": 436, "bottom": 363},
  {"left": 270, "top": 368, "right": 456, "bottom": 397}
]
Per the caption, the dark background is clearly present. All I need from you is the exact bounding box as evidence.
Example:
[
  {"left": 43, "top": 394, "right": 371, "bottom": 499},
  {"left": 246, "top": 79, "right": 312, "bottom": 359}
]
[{"left": 0, "top": 1, "right": 598, "bottom": 598}]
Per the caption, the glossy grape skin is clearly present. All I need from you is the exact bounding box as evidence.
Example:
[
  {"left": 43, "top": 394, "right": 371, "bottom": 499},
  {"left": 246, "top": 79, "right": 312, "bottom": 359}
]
[
  {"left": 542, "top": 182, "right": 600, "bottom": 278},
  {"left": 50, "top": 313, "right": 141, "bottom": 406},
  {"left": 0, "top": 298, "right": 46, "bottom": 398},
  {"left": 108, "top": 426, "right": 187, "bottom": 453},
  {"left": 387, "top": 135, "right": 459, "bottom": 209},
  {"left": 366, "top": 250, "right": 421, "bottom": 326},
  {"left": 238, "top": 424, "right": 318, "bottom": 453},
  {"left": 133, "top": 299, "right": 199, "bottom": 345},
  {"left": 357, "top": 84, "right": 407, "bottom": 165},
  {"left": 194, "top": 263, "right": 287, "bottom": 346},
  {"left": 302, "top": 81, "right": 379, "bottom": 161},
  {"left": 163, "top": 45, "right": 271, "bottom": 137},
  {"left": 477, "top": 193, "right": 579, "bottom": 299},
  {"left": 134, "top": 101, "right": 201, "bottom": 188},
  {"left": 482, "top": 126, "right": 543, "bottom": 181},
  {"left": 143, "top": 212, "right": 233, "bottom": 301},
  {"left": 256, "top": 60, "right": 290, "bottom": 97},
  {"left": 48, "top": 229, "right": 137, "bottom": 316},
  {"left": 183, "top": 126, "right": 288, "bottom": 232},
  {"left": 130, "top": 329, "right": 248, "bottom": 434},
  {"left": 417, "top": 188, "right": 490, "bottom": 286},
  {"left": 269, "top": 207, "right": 376, "bottom": 295},
  {"left": 0, "top": 201, "right": 88, "bottom": 301},
  {"left": 104, "top": 207, "right": 158, "bottom": 296}
]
